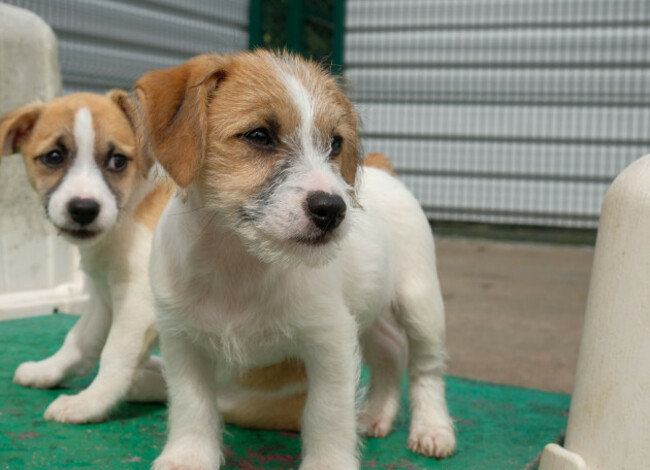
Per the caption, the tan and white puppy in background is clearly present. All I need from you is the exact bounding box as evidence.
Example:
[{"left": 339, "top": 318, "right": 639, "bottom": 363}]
[
  {"left": 134, "top": 50, "right": 455, "bottom": 470},
  {"left": 0, "top": 92, "right": 172, "bottom": 423}
]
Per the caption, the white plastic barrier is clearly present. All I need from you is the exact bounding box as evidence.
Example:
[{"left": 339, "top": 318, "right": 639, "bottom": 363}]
[
  {"left": 539, "top": 154, "right": 650, "bottom": 470},
  {"left": 0, "top": 4, "right": 87, "bottom": 320}
]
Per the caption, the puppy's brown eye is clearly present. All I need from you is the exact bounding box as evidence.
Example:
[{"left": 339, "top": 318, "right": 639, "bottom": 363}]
[
  {"left": 330, "top": 135, "right": 343, "bottom": 157},
  {"left": 40, "top": 150, "right": 65, "bottom": 168},
  {"left": 244, "top": 128, "right": 272, "bottom": 147},
  {"left": 106, "top": 153, "right": 129, "bottom": 172}
]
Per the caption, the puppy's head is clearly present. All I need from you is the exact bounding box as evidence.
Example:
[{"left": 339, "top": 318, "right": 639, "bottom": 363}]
[
  {"left": 135, "top": 51, "right": 360, "bottom": 266},
  {"left": 0, "top": 92, "right": 149, "bottom": 245}
]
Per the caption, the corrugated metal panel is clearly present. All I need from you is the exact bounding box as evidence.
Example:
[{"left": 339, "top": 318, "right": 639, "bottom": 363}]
[
  {"left": 346, "top": 0, "right": 650, "bottom": 228},
  {"left": 347, "top": 0, "right": 650, "bottom": 29},
  {"left": 3, "top": 0, "right": 249, "bottom": 94}
]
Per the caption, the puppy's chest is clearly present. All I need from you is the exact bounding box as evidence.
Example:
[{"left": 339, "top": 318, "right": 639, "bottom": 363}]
[
  {"left": 193, "top": 321, "right": 295, "bottom": 369},
  {"left": 173, "top": 276, "right": 298, "bottom": 367}
]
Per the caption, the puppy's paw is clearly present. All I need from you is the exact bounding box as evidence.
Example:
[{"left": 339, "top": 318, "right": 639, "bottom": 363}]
[
  {"left": 44, "top": 393, "right": 111, "bottom": 424},
  {"left": 407, "top": 425, "right": 456, "bottom": 459},
  {"left": 152, "top": 448, "right": 221, "bottom": 470},
  {"left": 13, "top": 361, "right": 63, "bottom": 389},
  {"left": 360, "top": 397, "right": 399, "bottom": 438},
  {"left": 362, "top": 414, "right": 393, "bottom": 438},
  {"left": 152, "top": 461, "right": 211, "bottom": 470}
]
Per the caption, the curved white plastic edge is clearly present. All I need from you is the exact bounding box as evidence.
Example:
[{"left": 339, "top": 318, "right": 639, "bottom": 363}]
[
  {"left": 0, "top": 281, "right": 88, "bottom": 320},
  {"left": 539, "top": 444, "right": 587, "bottom": 470}
]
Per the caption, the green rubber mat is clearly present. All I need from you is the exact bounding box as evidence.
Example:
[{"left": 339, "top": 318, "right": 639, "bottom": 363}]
[{"left": 0, "top": 315, "right": 569, "bottom": 469}]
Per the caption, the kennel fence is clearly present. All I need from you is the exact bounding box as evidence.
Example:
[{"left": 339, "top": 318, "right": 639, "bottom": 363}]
[{"left": 5, "top": 0, "right": 648, "bottom": 231}]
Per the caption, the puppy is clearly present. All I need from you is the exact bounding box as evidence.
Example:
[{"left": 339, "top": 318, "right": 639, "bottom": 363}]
[
  {"left": 0, "top": 92, "right": 173, "bottom": 423},
  {"left": 0, "top": 92, "right": 389, "bottom": 428},
  {"left": 134, "top": 50, "right": 455, "bottom": 470}
]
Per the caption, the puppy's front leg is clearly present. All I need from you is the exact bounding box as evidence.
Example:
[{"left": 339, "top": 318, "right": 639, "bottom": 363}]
[
  {"left": 14, "top": 284, "right": 110, "bottom": 389},
  {"left": 300, "top": 311, "right": 360, "bottom": 470},
  {"left": 44, "top": 281, "right": 157, "bottom": 423},
  {"left": 153, "top": 330, "right": 221, "bottom": 470}
]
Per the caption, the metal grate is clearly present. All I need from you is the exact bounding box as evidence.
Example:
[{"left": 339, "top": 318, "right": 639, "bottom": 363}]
[
  {"left": 345, "top": 0, "right": 650, "bottom": 228},
  {"left": 5, "top": 0, "right": 649, "bottom": 229},
  {"left": 1, "top": 0, "right": 249, "bottom": 95}
]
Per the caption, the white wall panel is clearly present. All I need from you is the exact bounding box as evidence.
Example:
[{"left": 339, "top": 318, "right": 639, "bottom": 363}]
[
  {"left": 348, "top": 0, "right": 650, "bottom": 30},
  {"left": 2, "top": 0, "right": 249, "bottom": 94},
  {"left": 347, "top": 0, "right": 650, "bottom": 228}
]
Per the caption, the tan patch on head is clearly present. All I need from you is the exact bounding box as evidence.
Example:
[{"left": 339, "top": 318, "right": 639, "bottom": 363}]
[
  {"left": 196, "top": 52, "right": 308, "bottom": 209},
  {"left": 270, "top": 53, "right": 360, "bottom": 188},
  {"left": 0, "top": 93, "right": 142, "bottom": 205},
  {"left": 363, "top": 152, "right": 395, "bottom": 176},
  {"left": 133, "top": 51, "right": 360, "bottom": 215},
  {"left": 202, "top": 51, "right": 360, "bottom": 211}
]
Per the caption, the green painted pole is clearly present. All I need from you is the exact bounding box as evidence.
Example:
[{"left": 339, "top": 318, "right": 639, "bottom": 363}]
[
  {"left": 249, "top": 0, "right": 264, "bottom": 50},
  {"left": 287, "top": 0, "right": 304, "bottom": 55},
  {"left": 332, "top": 0, "right": 345, "bottom": 74}
]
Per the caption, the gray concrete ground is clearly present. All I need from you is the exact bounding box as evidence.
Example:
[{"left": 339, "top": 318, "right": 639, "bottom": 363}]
[{"left": 437, "top": 238, "right": 594, "bottom": 395}]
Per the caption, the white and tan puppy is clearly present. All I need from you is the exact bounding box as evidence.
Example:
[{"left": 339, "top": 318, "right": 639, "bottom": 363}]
[
  {"left": 0, "top": 92, "right": 172, "bottom": 423},
  {"left": 0, "top": 91, "right": 381, "bottom": 429},
  {"left": 135, "top": 51, "right": 455, "bottom": 470}
]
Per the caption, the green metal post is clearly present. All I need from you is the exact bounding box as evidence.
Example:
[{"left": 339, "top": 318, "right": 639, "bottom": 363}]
[
  {"left": 286, "top": 0, "right": 304, "bottom": 54},
  {"left": 332, "top": 0, "right": 346, "bottom": 74},
  {"left": 249, "top": 0, "right": 264, "bottom": 50}
]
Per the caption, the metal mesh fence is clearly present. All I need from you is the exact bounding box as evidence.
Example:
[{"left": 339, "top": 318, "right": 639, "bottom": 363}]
[
  {"left": 1, "top": 0, "right": 248, "bottom": 95},
  {"left": 345, "top": 0, "right": 650, "bottom": 229},
  {"left": 3, "top": 0, "right": 649, "bottom": 230}
]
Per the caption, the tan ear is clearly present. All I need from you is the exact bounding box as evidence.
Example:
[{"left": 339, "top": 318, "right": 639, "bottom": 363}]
[
  {"left": 133, "top": 55, "right": 226, "bottom": 187},
  {"left": 107, "top": 89, "right": 138, "bottom": 129},
  {"left": 0, "top": 102, "right": 42, "bottom": 159},
  {"left": 340, "top": 138, "right": 360, "bottom": 187},
  {"left": 107, "top": 88, "right": 151, "bottom": 175},
  {"left": 338, "top": 96, "right": 360, "bottom": 188}
]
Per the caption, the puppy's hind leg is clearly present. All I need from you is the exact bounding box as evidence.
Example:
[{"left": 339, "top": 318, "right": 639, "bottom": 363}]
[
  {"left": 125, "top": 355, "right": 167, "bottom": 403},
  {"left": 359, "top": 312, "right": 406, "bottom": 438},
  {"left": 395, "top": 275, "right": 455, "bottom": 459},
  {"left": 14, "top": 286, "right": 111, "bottom": 389}
]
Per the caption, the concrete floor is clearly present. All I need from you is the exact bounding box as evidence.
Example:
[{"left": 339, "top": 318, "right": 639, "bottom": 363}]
[{"left": 437, "top": 238, "right": 594, "bottom": 395}]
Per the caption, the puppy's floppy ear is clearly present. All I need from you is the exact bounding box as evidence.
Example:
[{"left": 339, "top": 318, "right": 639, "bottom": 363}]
[
  {"left": 133, "top": 55, "right": 226, "bottom": 187},
  {"left": 107, "top": 88, "right": 152, "bottom": 175},
  {"left": 107, "top": 89, "right": 139, "bottom": 130},
  {"left": 0, "top": 102, "right": 42, "bottom": 159},
  {"left": 337, "top": 95, "right": 361, "bottom": 188}
]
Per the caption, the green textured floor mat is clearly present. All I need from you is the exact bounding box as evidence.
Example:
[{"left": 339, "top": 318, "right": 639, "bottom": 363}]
[{"left": 0, "top": 315, "right": 569, "bottom": 469}]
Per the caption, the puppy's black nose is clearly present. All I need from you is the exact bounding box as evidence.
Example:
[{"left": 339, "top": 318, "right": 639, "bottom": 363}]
[
  {"left": 306, "top": 191, "right": 346, "bottom": 231},
  {"left": 67, "top": 198, "right": 100, "bottom": 226}
]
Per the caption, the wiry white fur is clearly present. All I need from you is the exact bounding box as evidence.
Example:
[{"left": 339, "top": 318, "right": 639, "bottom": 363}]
[
  {"left": 47, "top": 108, "right": 119, "bottom": 243},
  {"left": 153, "top": 116, "right": 455, "bottom": 470},
  {"left": 36, "top": 218, "right": 164, "bottom": 423},
  {"left": 14, "top": 200, "right": 166, "bottom": 422},
  {"left": 151, "top": 58, "right": 455, "bottom": 470},
  {"left": 234, "top": 67, "right": 352, "bottom": 268},
  {"left": 13, "top": 107, "right": 166, "bottom": 423}
]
